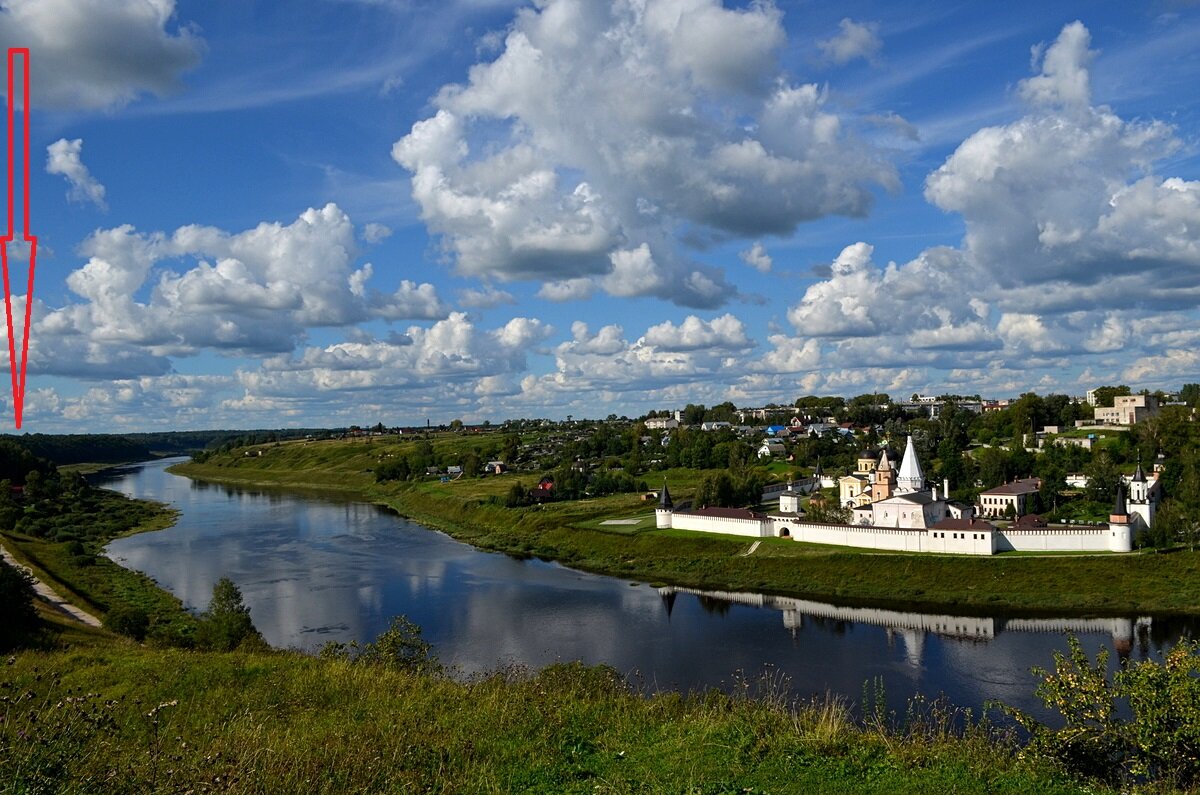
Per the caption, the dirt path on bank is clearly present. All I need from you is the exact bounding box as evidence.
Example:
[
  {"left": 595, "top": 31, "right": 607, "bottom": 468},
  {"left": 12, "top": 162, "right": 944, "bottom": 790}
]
[{"left": 0, "top": 541, "right": 103, "bottom": 628}]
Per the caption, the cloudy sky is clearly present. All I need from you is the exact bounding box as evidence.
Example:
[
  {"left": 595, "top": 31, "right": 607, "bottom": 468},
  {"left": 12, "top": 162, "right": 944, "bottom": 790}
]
[{"left": 3, "top": 0, "right": 1200, "bottom": 431}]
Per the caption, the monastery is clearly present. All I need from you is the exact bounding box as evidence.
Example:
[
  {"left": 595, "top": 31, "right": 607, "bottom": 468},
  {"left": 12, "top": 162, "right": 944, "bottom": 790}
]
[{"left": 655, "top": 436, "right": 1157, "bottom": 555}]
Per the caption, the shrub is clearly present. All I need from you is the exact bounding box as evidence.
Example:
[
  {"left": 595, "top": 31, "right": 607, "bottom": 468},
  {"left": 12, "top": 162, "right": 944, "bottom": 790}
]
[
  {"left": 999, "top": 635, "right": 1200, "bottom": 789},
  {"left": 320, "top": 615, "right": 440, "bottom": 675},
  {"left": 0, "top": 557, "right": 39, "bottom": 650},
  {"left": 104, "top": 605, "right": 150, "bottom": 641}
]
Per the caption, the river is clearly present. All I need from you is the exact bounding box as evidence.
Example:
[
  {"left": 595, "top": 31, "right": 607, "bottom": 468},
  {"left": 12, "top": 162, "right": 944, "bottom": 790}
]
[{"left": 102, "top": 458, "right": 1195, "bottom": 717}]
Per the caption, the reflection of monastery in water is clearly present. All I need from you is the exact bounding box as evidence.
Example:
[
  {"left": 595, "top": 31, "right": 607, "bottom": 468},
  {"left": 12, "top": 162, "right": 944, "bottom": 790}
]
[{"left": 658, "top": 586, "right": 1151, "bottom": 666}]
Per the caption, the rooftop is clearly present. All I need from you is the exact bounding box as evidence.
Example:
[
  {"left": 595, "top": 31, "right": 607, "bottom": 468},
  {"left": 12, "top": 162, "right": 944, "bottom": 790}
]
[
  {"left": 979, "top": 478, "right": 1041, "bottom": 496},
  {"left": 931, "top": 518, "right": 997, "bottom": 532},
  {"left": 677, "top": 507, "right": 766, "bottom": 520}
]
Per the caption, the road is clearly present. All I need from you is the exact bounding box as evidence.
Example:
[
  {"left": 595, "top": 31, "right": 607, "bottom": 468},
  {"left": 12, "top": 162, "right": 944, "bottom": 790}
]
[{"left": 0, "top": 540, "right": 103, "bottom": 628}]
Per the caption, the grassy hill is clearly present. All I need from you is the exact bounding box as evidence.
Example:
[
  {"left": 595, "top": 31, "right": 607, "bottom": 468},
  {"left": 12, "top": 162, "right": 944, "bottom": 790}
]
[{"left": 3, "top": 641, "right": 1096, "bottom": 795}]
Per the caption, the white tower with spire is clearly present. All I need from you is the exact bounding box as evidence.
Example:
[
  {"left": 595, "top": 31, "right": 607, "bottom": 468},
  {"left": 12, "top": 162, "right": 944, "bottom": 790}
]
[
  {"left": 656, "top": 480, "right": 674, "bottom": 529},
  {"left": 1127, "top": 456, "right": 1154, "bottom": 532},
  {"left": 896, "top": 435, "right": 924, "bottom": 494},
  {"left": 1109, "top": 481, "right": 1133, "bottom": 553}
]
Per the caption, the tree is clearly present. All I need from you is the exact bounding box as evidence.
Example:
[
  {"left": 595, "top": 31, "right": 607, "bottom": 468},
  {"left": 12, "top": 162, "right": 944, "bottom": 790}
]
[
  {"left": 23, "top": 469, "right": 47, "bottom": 502},
  {"left": 805, "top": 491, "right": 850, "bottom": 523},
  {"left": 1091, "top": 385, "right": 1131, "bottom": 408},
  {"left": 195, "top": 577, "right": 262, "bottom": 652},
  {"left": 461, "top": 452, "right": 481, "bottom": 478},
  {"left": 500, "top": 434, "right": 520, "bottom": 464},
  {"left": 1181, "top": 383, "right": 1200, "bottom": 408},
  {"left": 449, "top": 419, "right": 464, "bottom": 431},
  {"left": 0, "top": 557, "right": 38, "bottom": 651},
  {"left": 1084, "top": 453, "right": 1121, "bottom": 505},
  {"left": 505, "top": 482, "right": 528, "bottom": 508},
  {"left": 977, "top": 447, "right": 1012, "bottom": 489},
  {"left": 1037, "top": 460, "right": 1066, "bottom": 514}
]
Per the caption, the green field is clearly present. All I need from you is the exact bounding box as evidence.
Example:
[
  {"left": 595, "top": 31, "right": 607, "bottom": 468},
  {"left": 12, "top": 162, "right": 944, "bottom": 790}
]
[{"left": 169, "top": 438, "right": 1200, "bottom": 615}]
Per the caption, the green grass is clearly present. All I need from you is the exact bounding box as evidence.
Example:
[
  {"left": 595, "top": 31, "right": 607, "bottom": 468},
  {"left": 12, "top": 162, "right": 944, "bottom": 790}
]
[
  {"left": 0, "top": 644, "right": 1098, "bottom": 794},
  {"left": 573, "top": 513, "right": 657, "bottom": 533},
  {"left": 170, "top": 441, "right": 1200, "bottom": 615}
]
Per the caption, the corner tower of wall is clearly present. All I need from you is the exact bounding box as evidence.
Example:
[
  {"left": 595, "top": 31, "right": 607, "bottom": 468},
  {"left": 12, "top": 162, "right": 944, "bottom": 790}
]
[
  {"left": 1108, "top": 481, "right": 1133, "bottom": 553},
  {"left": 656, "top": 480, "right": 674, "bottom": 529}
]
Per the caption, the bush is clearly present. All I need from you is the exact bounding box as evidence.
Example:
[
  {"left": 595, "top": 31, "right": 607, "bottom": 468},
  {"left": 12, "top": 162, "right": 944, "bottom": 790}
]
[
  {"left": 320, "top": 615, "right": 440, "bottom": 675},
  {"left": 104, "top": 605, "right": 150, "bottom": 641},
  {"left": 0, "top": 557, "right": 39, "bottom": 650},
  {"left": 999, "top": 635, "right": 1200, "bottom": 789}
]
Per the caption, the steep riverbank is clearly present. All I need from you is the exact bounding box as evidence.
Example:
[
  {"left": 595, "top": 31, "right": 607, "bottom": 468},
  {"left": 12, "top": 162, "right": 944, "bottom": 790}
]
[{"left": 170, "top": 441, "right": 1200, "bottom": 616}]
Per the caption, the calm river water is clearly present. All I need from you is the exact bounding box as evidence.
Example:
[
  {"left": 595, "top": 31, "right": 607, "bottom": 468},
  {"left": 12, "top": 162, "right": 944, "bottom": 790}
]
[{"left": 103, "top": 458, "right": 1195, "bottom": 716}]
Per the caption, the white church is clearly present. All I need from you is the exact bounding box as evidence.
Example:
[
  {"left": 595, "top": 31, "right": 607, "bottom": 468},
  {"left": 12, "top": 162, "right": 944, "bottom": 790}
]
[{"left": 655, "top": 436, "right": 1155, "bottom": 555}]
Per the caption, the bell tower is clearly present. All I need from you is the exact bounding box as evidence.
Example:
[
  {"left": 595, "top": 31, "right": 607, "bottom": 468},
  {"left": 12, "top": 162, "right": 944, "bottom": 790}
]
[{"left": 871, "top": 449, "right": 895, "bottom": 501}]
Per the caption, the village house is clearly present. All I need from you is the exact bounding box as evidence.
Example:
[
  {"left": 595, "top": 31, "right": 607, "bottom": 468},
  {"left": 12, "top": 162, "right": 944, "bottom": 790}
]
[
  {"left": 644, "top": 417, "right": 679, "bottom": 430},
  {"left": 757, "top": 439, "right": 786, "bottom": 458}
]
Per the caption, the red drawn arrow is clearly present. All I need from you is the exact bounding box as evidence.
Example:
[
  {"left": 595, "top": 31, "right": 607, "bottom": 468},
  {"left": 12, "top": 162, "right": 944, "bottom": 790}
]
[{"left": 1, "top": 48, "right": 35, "bottom": 429}]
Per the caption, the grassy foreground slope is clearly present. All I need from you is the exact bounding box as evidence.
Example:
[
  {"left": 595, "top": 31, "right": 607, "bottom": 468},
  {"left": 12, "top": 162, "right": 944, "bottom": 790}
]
[
  {"left": 3, "top": 645, "right": 1090, "bottom": 795},
  {"left": 172, "top": 437, "right": 1200, "bottom": 615}
]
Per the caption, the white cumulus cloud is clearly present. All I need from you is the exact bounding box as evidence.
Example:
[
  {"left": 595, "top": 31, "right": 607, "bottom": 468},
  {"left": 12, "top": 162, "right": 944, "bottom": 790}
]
[
  {"left": 392, "top": 0, "right": 896, "bottom": 307},
  {"left": 0, "top": 0, "right": 203, "bottom": 110},
  {"left": 35, "top": 204, "right": 448, "bottom": 378},
  {"left": 46, "top": 139, "right": 107, "bottom": 210},
  {"left": 739, "top": 242, "right": 772, "bottom": 272}
]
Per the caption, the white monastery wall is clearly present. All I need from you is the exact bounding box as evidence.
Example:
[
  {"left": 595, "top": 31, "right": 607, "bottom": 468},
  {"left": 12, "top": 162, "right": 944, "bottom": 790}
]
[
  {"left": 994, "top": 527, "right": 1114, "bottom": 553},
  {"left": 769, "top": 519, "right": 994, "bottom": 556},
  {"left": 669, "top": 512, "right": 770, "bottom": 538}
]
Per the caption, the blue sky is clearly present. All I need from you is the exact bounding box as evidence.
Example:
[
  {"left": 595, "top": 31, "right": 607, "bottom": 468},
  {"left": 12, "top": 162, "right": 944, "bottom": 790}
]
[{"left": 3, "top": 0, "right": 1200, "bottom": 431}]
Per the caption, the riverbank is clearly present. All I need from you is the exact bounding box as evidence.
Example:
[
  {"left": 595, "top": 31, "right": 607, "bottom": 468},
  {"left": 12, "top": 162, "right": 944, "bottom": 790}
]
[
  {"left": 1, "top": 644, "right": 1093, "bottom": 794},
  {"left": 0, "top": 484, "right": 192, "bottom": 643},
  {"left": 171, "top": 442, "right": 1200, "bottom": 616}
]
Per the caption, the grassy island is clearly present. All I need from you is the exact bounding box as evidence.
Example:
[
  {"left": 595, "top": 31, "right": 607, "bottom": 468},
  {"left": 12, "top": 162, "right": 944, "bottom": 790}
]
[{"left": 171, "top": 435, "right": 1200, "bottom": 616}]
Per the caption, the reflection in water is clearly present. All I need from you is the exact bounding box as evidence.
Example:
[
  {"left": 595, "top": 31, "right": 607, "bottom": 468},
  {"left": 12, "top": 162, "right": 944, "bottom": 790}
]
[
  {"left": 658, "top": 586, "right": 1152, "bottom": 668},
  {"left": 101, "top": 459, "right": 1192, "bottom": 718}
]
